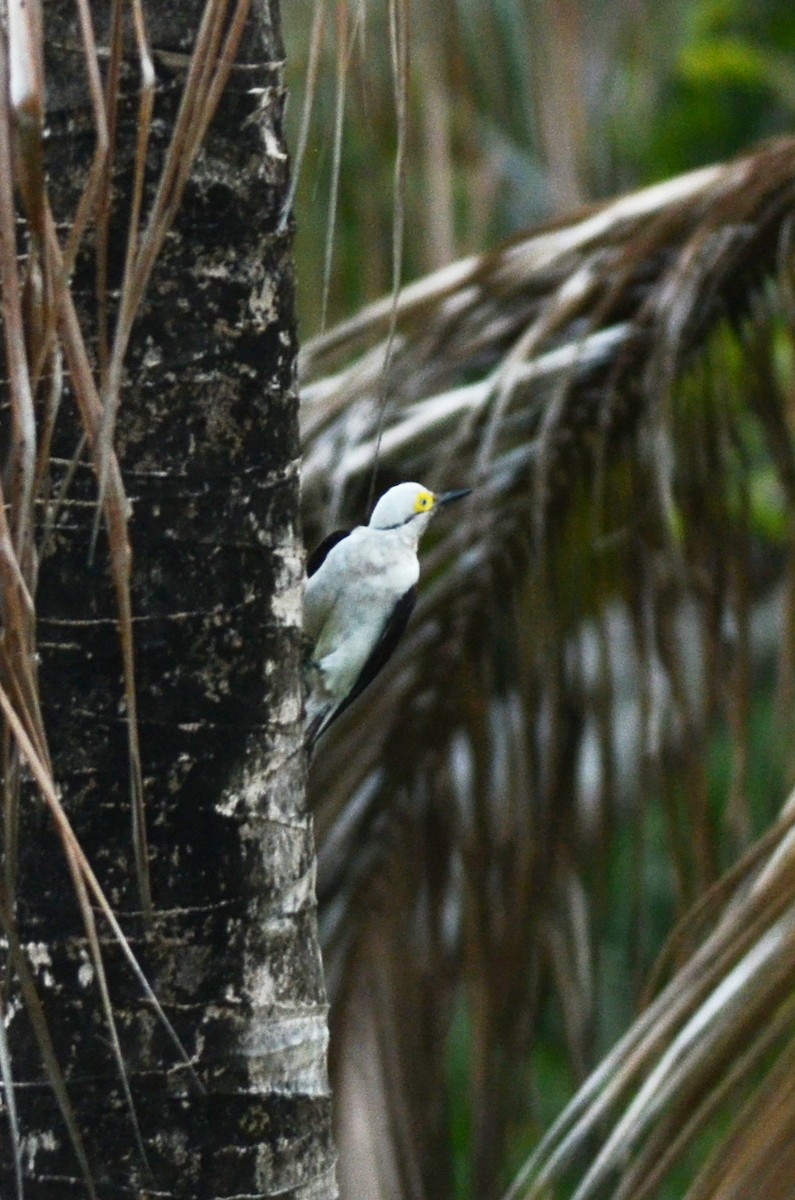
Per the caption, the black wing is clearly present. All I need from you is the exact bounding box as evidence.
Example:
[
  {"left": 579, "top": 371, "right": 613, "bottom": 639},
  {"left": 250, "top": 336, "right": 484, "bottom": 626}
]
[
  {"left": 306, "top": 586, "right": 417, "bottom": 756},
  {"left": 331, "top": 585, "right": 417, "bottom": 728},
  {"left": 307, "top": 530, "right": 350, "bottom": 577}
]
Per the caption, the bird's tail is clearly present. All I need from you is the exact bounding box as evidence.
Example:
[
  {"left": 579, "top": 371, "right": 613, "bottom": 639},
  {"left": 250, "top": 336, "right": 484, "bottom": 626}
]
[
  {"left": 304, "top": 691, "right": 334, "bottom": 760},
  {"left": 304, "top": 711, "right": 324, "bottom": 759}
]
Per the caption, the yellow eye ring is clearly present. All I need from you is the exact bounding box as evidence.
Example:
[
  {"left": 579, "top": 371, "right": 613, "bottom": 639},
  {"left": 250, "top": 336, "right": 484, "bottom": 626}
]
[{"left": 414, "top": 490, "right": 435, "bottom": 513}]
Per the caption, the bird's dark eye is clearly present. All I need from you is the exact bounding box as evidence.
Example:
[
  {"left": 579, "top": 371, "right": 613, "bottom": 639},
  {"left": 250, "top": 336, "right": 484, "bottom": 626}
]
[{"left": 414, "top": 491, "right": 434, "bottom": 513}]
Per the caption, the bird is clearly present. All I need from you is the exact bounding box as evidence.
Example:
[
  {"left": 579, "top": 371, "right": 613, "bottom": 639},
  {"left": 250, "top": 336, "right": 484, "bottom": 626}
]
[{"left": 303, "top": 481, "right": 471, "bottom": 753}]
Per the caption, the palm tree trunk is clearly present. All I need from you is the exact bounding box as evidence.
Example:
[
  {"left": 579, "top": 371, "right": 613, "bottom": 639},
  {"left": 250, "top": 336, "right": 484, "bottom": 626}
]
[{"left": 1, "top": 3, "right": 336, "bottom": 1196}]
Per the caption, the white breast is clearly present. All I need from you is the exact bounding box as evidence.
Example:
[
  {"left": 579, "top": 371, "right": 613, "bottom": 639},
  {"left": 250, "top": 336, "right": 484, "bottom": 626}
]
[{"left": 304, "top": 525, "right": 420, "bottom": 700}]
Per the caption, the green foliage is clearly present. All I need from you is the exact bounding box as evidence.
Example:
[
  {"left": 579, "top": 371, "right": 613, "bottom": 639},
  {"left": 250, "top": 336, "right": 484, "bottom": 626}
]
[
  {"left": 622, "top": 0, "right": 795, "bottom": 179},
  {"left": 286, "top": 0, "right": 795, "bottom": 335}
]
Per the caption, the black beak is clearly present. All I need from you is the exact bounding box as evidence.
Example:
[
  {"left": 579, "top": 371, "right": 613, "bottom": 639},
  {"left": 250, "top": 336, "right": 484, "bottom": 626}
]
[{"left": 437, "top": 488, "right": 472, "bottom": 507}]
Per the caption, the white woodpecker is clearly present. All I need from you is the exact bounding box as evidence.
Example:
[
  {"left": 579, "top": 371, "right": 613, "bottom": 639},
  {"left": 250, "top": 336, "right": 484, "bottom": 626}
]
[{"left": 303, "top": 481, "right": 471, "bottom": 753}]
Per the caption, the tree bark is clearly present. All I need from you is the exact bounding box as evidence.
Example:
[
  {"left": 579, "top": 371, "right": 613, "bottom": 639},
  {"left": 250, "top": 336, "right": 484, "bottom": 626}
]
[{"left": 1, "top": 2, "right": 336, "bottom": 1196}]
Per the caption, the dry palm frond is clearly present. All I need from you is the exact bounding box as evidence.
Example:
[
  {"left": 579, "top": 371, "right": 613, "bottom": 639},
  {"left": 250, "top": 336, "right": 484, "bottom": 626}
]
[
  {"left": 505, "top": 800, "right": 795, "bottom": 1200},
  {"left": 301, "top": 137, "right": 795, "bottom": 1198}
]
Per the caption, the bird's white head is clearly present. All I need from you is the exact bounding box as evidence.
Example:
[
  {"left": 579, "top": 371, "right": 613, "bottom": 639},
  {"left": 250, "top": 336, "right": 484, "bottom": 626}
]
[{"left": 368, "top": 482, "right": 470, "bottom": 533}]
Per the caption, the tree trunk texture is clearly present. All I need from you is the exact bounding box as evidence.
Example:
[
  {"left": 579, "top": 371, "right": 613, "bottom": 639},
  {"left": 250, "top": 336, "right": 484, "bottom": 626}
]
[{"left": 1, "top": 2, "right": 336, "bottom": 1197}]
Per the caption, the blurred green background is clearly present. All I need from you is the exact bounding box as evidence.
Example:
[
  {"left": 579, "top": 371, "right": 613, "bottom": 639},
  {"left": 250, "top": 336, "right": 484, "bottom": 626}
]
[
  {"left": 284, "top": 0, "right": 795, "bottom": 337},
  {"left": 287, "top": 3, "right": 795, "bottom": 1196}
]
